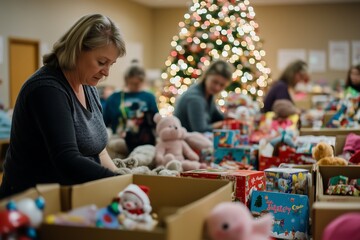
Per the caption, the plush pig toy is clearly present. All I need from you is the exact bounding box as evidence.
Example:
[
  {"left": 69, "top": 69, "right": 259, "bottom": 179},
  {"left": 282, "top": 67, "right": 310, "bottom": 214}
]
[{"left": 205, "top": 202, "right": 273, "bottom": 240}]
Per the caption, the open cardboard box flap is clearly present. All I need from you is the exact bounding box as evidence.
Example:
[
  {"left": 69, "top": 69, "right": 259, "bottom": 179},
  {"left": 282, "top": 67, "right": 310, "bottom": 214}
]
[
  {"left": 312, "top": 201, "right": 360, "bottom": 240},
  {"left": 316, "top": 166, "right": 360, "bottom": 202},
  {"left": 0, "top": 184, "right": 62, "bottom": 216},
  {"left": 41, "top": 174, "right": 232, "bottom": 240}
]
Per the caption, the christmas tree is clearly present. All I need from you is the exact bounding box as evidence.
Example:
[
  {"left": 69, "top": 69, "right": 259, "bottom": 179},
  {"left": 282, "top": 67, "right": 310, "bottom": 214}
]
[
  {"left": 158, "top": 0, "right": 271, "bottom": 115},
  {"left": 254, "top": 195, "right": 263, "bottom": 208}
]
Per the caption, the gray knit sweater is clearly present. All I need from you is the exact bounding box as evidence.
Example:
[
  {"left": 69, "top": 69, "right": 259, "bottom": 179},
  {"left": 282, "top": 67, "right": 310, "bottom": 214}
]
[{"left": 174, "top": 83, "right": 224, "bottom": 132}]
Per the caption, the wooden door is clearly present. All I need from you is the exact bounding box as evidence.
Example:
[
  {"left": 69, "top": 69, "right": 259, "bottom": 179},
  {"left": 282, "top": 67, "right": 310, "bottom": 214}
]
[{"left": 9, "top": 38, "right": 39, "bottom": 108}]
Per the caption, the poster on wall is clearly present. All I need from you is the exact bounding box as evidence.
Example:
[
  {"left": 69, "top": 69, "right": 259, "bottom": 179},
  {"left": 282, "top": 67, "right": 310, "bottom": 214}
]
[
  {"left": 352, "top": 41, "right": 360, "bottom": 65},
  {"left": 277, "top": 49, "right": 306, "bottom": 71},
  {"left": 0, "top": 36, "right": 4, "bottom": 64},
  {"left": 308, "top": 50, "right": 326, "bottom": 73},
  {"left": 329, "top": 41, "right": 350, "bottom": 70}
]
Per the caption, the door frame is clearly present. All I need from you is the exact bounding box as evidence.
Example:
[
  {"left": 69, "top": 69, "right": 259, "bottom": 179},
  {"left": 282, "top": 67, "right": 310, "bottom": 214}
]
[{"left": 8, "top": 37, "right": 40, "bottom": 107}]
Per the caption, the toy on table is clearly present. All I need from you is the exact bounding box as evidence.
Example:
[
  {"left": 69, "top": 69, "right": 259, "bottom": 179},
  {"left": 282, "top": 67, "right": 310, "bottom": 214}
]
[
  {"left": 325, "top": 103, "right": 348, "bottom": 128},
  {"left": 205, "top": 202, "right": 273, "bottom": 240},
  {"left": 96, "top": 200, "right": 122, "bottom": 229},
  {"left": 350, "top": 178, "right": 360, "bottom": 190},
  {"left": 271, "top": 99, "right": 300, "bottom": 131},
  {"left": 269, "top": 128, "right": 296, "bottom": 157},
  {"left": 117, "top": 184, "right": 156, "bottom": 230},
  {"left": 312, "top": 142, "right": 348, "bottom": 165},
  {"left": 326, "top": 175, "right": 360, "bottom": 196},
  {"left": 46, "top": 205, "right": 98, "bottom": 227},
  {"left": 153, "top": 113, "right": 204, "bottom": 172},
  {"left": 349, "top": 150, "right": 360, "bottom": 165},
  {"left": 0, "top": 197, "right": 45, "bottom": 239}
]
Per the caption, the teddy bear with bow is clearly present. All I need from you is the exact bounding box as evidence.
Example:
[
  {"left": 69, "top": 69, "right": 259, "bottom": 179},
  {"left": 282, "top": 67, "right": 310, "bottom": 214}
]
[{"left": 153, "top": 113, "right": 203, "bottom": 172}]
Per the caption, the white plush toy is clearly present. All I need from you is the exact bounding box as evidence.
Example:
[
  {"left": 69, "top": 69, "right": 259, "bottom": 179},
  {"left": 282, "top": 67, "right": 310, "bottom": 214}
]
[{"left": 118, "top": 184, "right": 154, "bottom": 230}]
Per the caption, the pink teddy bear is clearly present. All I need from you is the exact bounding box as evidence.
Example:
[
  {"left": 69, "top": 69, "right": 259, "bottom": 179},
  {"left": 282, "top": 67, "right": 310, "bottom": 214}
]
[
  {"left": 153, "top": 113, "right": 202, "bottom": 171},
  {"left": 205, "top": 202, "right": 273, "bottom": 240}
]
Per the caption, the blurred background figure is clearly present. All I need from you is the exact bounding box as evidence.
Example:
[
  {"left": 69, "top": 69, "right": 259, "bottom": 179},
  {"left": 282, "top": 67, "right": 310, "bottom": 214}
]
[
  {"left": 344, "top": 64, "right": 360, "bottom": 97},
  {"left": 263, "top": 60, "right": 309, "bottom": 113},
  {"left": 97, "top": 85, "right": 115, "bottom": 110},
  {"left": 103, "top": 60, "right": 158, "bottom": 156}
]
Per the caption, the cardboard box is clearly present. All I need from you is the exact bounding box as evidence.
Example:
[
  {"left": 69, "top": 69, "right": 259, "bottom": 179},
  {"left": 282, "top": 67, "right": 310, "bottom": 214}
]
[
  {"left": 300, "top": 128, "right": 360, "bottom": 155},
  {"left": 250, "top": 190, "right": 309, "bottom": 240},
  {"left": 265, "top": 168, "right": 309, "bottom": 195},
  {"left": 312, "top": 201, "right": 360, "bottom": 240},
  {"left": 40, "top": 175, "right": 232, "bottom": 240},
  {"left": 316, "top": 166, "right": 360, "bottom": 202},
  {"left": 0, "top": 184, "right": 62, "bottom": 217},
  {"left": 181, "top": 169, "right": 265, "bottom": 206}
]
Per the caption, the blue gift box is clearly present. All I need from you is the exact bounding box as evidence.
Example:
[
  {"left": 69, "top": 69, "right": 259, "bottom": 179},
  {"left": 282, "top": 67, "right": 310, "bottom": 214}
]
[
  {"left": 213, "top": 129, "right": 240, "bottom": 149},
  {"left": 214, "top": 147, "right": 251, "bottom": 165},
  {"left": 250, "top": 191, "right": 309, "bottom": 240},
  {"left": 265, "top": 168, "right": 309, "bottom": 195}
]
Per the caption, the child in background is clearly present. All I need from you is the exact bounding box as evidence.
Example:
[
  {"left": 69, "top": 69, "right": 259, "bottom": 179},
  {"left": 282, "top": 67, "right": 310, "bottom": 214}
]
[
  {"left": 103, "top": 61, "right": 158, "bottom": 154},
  {"left": 344, "top": 64, "right": 360, "bottom": 98}
]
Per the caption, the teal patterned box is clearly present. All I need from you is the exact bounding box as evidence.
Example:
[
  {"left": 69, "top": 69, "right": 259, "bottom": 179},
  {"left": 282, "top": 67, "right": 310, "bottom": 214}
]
[{"left": 250, "top": 190, "right": 309, "bottom": 240}]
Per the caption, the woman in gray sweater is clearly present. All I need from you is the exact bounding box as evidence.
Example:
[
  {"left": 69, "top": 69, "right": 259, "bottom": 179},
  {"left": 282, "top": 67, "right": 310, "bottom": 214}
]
[{"left": 174, "top": 60, "right": 234, "bottom": 132}]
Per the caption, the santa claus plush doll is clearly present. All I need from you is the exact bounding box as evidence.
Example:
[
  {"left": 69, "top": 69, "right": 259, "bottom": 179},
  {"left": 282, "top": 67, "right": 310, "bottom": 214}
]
[{"left": 118, "top": 184, "right": 154, "bottom": 230}]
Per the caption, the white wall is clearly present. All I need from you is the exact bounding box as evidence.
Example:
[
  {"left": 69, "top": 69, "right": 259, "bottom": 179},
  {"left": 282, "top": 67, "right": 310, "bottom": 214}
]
[{"left": 0, "top": 0, "right": 154, "bottom": 108}]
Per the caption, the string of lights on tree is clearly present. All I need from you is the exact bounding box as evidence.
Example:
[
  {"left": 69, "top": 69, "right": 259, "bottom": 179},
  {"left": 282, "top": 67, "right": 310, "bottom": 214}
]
[{"left": 158, "top": 0, "right": 271, "bottom": 115}]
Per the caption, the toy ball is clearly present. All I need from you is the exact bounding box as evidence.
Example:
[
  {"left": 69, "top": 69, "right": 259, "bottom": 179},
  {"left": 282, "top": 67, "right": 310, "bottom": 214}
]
[{"left": 16, "top": 197, "right": 44, "bottom": 227}]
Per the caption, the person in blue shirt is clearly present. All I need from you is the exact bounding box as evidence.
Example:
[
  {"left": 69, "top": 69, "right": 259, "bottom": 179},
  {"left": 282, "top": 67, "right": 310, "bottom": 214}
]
[{"left": 103, "top": 62, "right": 158, "bottom": 152}]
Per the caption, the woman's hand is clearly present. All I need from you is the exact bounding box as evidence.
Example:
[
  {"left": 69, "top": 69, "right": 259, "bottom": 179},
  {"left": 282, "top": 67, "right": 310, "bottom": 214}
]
[
  {"left": 212, "top": 121, "right": 224, "bottom": 129},
  {"left": 99, "top": 148, "right": 119, "bottom": 172}
]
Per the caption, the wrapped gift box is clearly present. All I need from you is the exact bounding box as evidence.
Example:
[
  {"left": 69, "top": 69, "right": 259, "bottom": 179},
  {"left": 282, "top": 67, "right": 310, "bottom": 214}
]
[
  {"left": 213, "top": 129, "right": 241, "bottom": 149},
  {"left": 181, "top": 169, "right": 265, "bottom": 206},
  {"left": 223, "top": 119, "right": 251, "bottom": 135},
  {"left": 214, "top": 147, "right": 251, "bottom": 165},
  {"left": 250, "top": 191, "right": 309, "bottom": 240},
  {"left": 265, "top": 168, "right": 309, "bottom": 195}
]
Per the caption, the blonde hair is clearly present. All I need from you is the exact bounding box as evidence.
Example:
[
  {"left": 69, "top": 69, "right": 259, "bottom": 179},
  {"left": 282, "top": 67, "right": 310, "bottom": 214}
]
[
  {"left": 200, "top": 60, "right": 234, "bottom": 85},
  {"left": 279, "top": 60, "right": 307, "bottom": 87},
  {"left": 43, "top": 14, "right": 126, "bottom": 70}
]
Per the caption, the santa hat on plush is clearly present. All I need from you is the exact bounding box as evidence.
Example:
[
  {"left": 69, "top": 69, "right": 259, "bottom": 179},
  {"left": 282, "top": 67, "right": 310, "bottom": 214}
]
[
  {"left": 322, "top": 213, "right": 360, "bottom": 240},
  {"left": 119, "top": 184, "right": 152, "bottom": 214}
]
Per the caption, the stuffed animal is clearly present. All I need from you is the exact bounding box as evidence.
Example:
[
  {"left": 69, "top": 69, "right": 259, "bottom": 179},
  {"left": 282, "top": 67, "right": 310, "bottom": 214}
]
[
  {"left": 117, "top": 184, "right": 155, "bottom": 230},
  {"left": 312, "top": 142, "right": 348, "bottom": 166},
  {"left": 272, "top": 99, "right": 299, "bottom": 119},
  {"left": 0, "top": 197, "right": 45, "bottom": 239},
  {"left": 205, "top": 202, "right": 273, "bottom": 240},
  {"left": 271, "top": 99, "right": 299, "bottom": 131},
  {"left": 113, "top": 145, "right": 155, "bottom": 169},
  {"left": 184, "top": 131, "right": 212, "bottom": 153},
  {"left": 153, "top": 113, "right": 202, "bottom": 171},
  {"left": 112, "top": 144, "right": 181, "bottom": 176}
]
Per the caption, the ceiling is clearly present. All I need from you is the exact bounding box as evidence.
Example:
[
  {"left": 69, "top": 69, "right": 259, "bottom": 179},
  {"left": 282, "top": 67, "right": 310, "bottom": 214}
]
[{"left": 131, "top": 0, "right": 360, "bottom": 8}]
